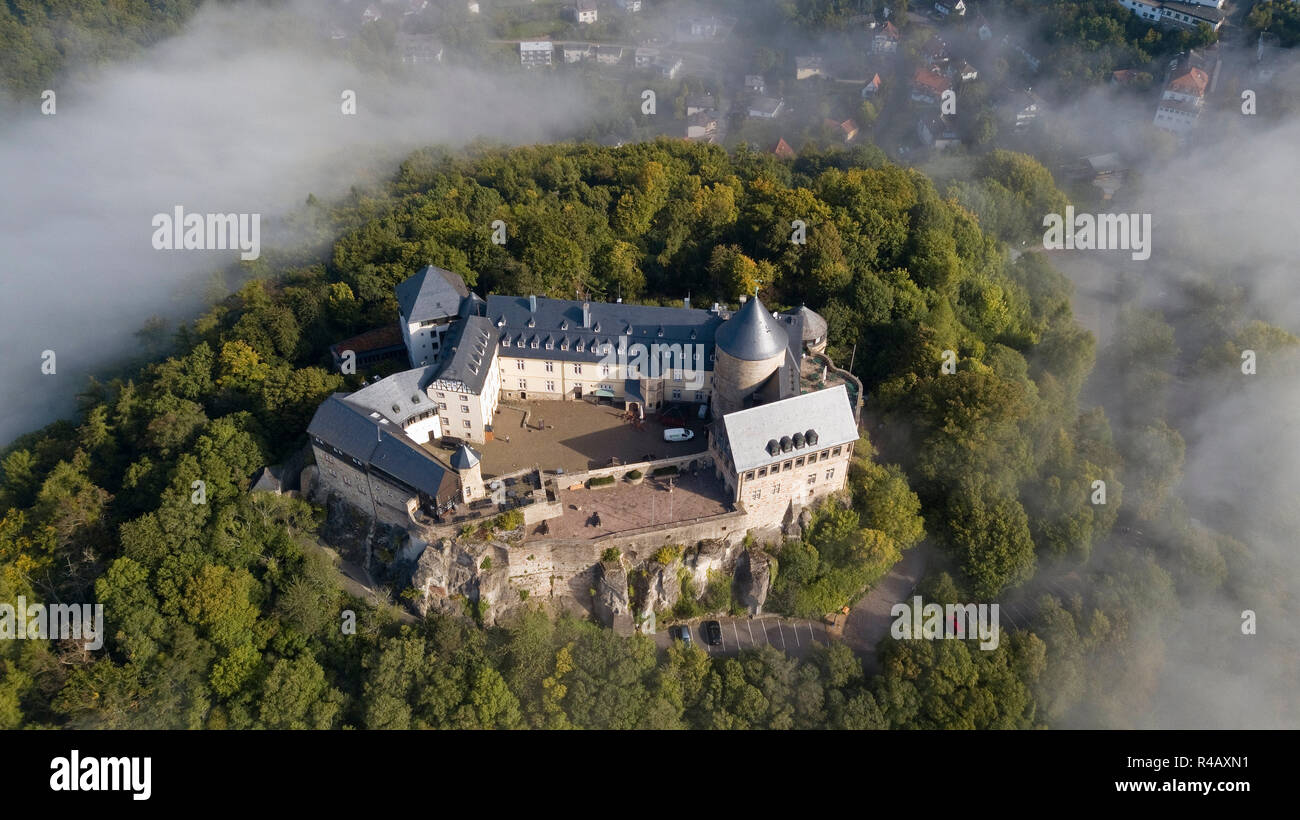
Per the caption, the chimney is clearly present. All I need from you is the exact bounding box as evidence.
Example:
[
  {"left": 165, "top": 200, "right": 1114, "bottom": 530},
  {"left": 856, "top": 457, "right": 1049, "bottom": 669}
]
[
  {"left": 582, "top": 302, "right": 591, "bottom": 328},
  {"left": 529, "top": 294, "right": 537, "bottom": 313},
  {"left": 739, "top": 295, "right": 748, "bottom": 304}
]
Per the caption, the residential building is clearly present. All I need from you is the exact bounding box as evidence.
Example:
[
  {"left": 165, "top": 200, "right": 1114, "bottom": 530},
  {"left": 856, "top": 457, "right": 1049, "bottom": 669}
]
[
  {"left": 520, "top": 40, "right": 554, "bottom": 67},
  {"left": 872, "top": 21, "right": 901, "bottom": 54},
  {"left": 573, "top": 1, "right": 598, "bottom": 25},
  {"left": 910, "top": 68, "right": 952, "bottom": 104},
  {"left": 748, "top": 96, "right": 784, "bottom": 118}
]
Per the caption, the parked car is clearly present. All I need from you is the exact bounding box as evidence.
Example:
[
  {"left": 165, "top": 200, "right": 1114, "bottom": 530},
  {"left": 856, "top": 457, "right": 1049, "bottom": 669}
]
[
  {"left": 671, "top": 625, "right": 692, "bottom": 646},
  {"left": 703, "top": 620, "right": 722, "bottom": 646},
  {"left": 663, "top": 427, "right": 695, "bottom": 442}
]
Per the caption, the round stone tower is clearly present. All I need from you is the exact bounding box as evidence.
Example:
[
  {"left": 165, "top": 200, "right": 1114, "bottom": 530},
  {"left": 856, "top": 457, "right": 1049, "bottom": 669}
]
[{"left": 711, "top": 295, "right": 789, "bottom": 418}]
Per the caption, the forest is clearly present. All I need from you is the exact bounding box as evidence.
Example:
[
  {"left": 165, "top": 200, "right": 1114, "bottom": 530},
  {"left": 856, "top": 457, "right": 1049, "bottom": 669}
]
[{"left": 6, "top": 132, "right": 1287, "bottom": 730}]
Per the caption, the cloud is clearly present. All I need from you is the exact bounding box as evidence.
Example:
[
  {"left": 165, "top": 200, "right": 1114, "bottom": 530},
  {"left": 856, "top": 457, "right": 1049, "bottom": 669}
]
[{"left": 0, "top": 0, "right": 590, "bottom": 443}]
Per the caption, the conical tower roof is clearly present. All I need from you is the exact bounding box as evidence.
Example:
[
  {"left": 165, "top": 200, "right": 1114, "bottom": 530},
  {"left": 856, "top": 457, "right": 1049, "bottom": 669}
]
[{"left": 715, "top": 295, "right": 789, "bottom": 362}]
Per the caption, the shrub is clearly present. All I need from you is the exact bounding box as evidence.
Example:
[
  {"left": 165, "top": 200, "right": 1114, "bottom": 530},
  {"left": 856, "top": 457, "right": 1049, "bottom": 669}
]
[
  {"left": 652, "top": 465, "right": 678, "bottom": 477},
  {"left": 480, "top": 555, "right": 493, "bottom": 571},
  {"left": 625, "top": 469, "right": 643, "bottom": 480},
  {"left": 588, "top": 475, "right": 617, "bottom": 488},
  {"left": 601, "top": 546, "right": 621, "bottom": 563},
  {"left": 653, "top": 544, "right": 683, "bottom": 566},
  {"left": 519, "top": 589, "right": 529, "bottom": 602},
  {"left": 494, "top": 509, "right": 524, "bottom": 531}
]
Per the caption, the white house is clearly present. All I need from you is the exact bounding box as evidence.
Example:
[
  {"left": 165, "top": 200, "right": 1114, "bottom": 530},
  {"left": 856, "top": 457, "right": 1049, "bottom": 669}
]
[
  {"left": 617, "top": 0, "right": 643, "bottom": 11},
  {"left": 573, "top": 0, "right": 598, "bottom": 24},
  {"left": 520, "top": 40, "right": 554, "bottom": 67}
]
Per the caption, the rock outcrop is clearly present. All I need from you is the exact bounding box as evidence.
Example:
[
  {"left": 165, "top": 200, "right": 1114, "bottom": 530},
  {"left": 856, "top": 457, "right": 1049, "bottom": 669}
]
[
  {"left": 410, "top": 538, "right": 513, "bottom": 624},
  {"left": 735, "top": 548, "right": 773, "bottom": 615},
  {"left": 592, "top": 557, "right": 634, "bottom": 636}
]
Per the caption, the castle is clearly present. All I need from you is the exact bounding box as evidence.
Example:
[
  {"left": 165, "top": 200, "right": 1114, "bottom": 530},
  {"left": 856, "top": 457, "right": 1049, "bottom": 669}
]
[{"left": 307, "top": 265, "right": 861, "bottom": 536}]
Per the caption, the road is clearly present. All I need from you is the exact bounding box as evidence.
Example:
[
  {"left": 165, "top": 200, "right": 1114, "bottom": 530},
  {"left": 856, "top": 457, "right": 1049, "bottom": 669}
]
[
  {"left": 655, "top": 615, "right": 832, "bottom": 660},
  {"left": 842, "top": 541, "right": 937, "bottom": 672}
]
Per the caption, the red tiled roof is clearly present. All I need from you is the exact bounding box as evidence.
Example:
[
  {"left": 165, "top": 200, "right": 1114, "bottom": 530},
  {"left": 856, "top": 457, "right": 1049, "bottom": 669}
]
[
  {"left": 912, "top": 68, "right": 951, "bottom": 93},
  {"left": 772, "top": 138, "right": 796, "bottom": 159},
  {"left": 1168, "top": 66, "right": 1208, "bottom": 97}
]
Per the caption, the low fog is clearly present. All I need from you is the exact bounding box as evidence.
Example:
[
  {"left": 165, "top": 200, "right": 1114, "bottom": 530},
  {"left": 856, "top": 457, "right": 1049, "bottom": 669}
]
[{"left": 0, "top": 0, "right": 591, "bottom": 444}]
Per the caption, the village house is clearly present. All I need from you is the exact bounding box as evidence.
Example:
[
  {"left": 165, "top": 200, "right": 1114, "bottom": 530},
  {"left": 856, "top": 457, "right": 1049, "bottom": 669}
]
[
  {"left": 861, "top": 74, "right": 882, "bottom": 97},
  {"left": 748, "top": 96, "right": 784, "bottom": 119},
  {"left": 520, "top": 40, "right": 554, "bottom": 67},
  {"left": 656, "top": 55, "right": 684, "bottom": 79},
  {"left": 796, "top": 56, "right": 827, "bottom": 80},
  {"left": 686, "top": 110, "right": 720, "bottom": 139},
  {"left": 910, "top": 68, "right": 952, "bottom": 104},
  {"left": 562, "top": 44, "right": 588, "bottom": 64},
  {"left": 1153, "top": 63, "right": 1209, "bottom": 136},
  {"left": 918, "top": 115, "right": 962, "bottom": 150},
  {"left": 634, "top": 47, "right": 659, "bottom": 67},
  {"left": 595, "top": 45, "right": 624, "bottom": 65},
  {"left": 824, "top": 118, "right": 860, "bottom": 142},
  {"left": 572, "top": 1, "right": 598, "bottom": 25},
  {"left": 616, "top": 0, "right": 643, "bottom": 12},
  {"left": 872, "top": 21, "right": 900, "bottom": 54},
  {"left": 745, "top": 74, "right": 766, "bottom": 94},
  {"left": 1010, "top": 88, "right": 1047, "bottom": 129},
  {"left": 686, "top": 93, "right": 717, "bottom": 116},
  {"left": 934, "top": 1, "right": 966, "bottom": 18}
]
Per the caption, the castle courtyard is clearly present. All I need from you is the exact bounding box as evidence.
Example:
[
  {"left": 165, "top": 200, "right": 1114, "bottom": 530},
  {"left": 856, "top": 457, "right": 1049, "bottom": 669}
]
[{"left": 470, "top": 398, "right": 709, "bottom": 478}]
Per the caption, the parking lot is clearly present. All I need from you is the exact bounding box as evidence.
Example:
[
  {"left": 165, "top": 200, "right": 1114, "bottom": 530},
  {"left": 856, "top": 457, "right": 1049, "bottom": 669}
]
[{"left": 654, "top": 615, "right": 832, "bottom": 660}]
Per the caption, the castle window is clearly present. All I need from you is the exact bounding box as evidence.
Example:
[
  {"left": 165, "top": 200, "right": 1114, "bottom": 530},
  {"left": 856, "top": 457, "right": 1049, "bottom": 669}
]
[
  {"left": 757, "top": 468, "right": 767, "bottom": 477},
  {"left": 518, "top": 380, "right": 527, "bottom": 390},
  {"left": 782, "top": 461, "right": 792, "bottom": 472},
  {"left": 832, "top": 447, "right": 842, "bottom": 457},
  {"left": 744, "top": 472, "right": 754, "bottom": 481},
  {"left": 825, "top": 469, "right": 835, "bottom": 480},
  {"left": 751, "top": 490, "right": 761, "bottom": 501},
  {"left": 460, "top": 405, "right": 469, "bottom": 414},
  {"left": 795, "top": 457, "right": 805, "bottom": 467},
  {"left": 546, "top": 380, "right": 556, "bottom": 392},
  {"left": 517, "top": 360, "right": 525, "bottom": 370},
  {"left": 545, "top": 361, "right": 554, "bottom": 372},
  {"left": 573, "top": 364, "right": 583, "bottom": 374},
  {"left": 460, "top": 395, "right": 468, "bottom": 402},
  {"left": 807, "top": 474, "right": 816, "bottom": 484},
  {"left": 820, "top": 450, "right": 828, "bottom": 461}
]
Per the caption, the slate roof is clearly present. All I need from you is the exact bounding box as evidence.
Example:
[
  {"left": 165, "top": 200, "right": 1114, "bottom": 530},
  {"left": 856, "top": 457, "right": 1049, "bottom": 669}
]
[
  {"left": 451, "top": 444, "right": 481, "bottom": 471},
  {"left": 430, "top": 314, "right": 498, "bottom": 393},
  {"left": 780, "top": 304, "right": 826, "bottom": 345},
  {"left": 485, "top": 295, "right": 725, "bottom": 370},
  {"left": 714, "top": 295, "right": 789, "bottom": 362},
  {"left": 308, "top": 395, "right": 448, "bottom": 496},
  {"left": 395, "top": 265, "right": 470, "bottom": 323},
  {"left": 717, "top": 385, "right": 858, "bottom": 473},
  {"left": 344, "top": 365, "right": 439, "bottom": 426}
]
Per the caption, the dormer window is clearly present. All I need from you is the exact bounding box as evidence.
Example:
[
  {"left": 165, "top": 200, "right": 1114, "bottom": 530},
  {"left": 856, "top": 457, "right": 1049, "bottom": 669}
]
[
  {"left": 576, "top": 340, "right": 585, "bottom": 352},
  {"left": 502, "top": 338, "right": 511, "bottom": 347}
]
